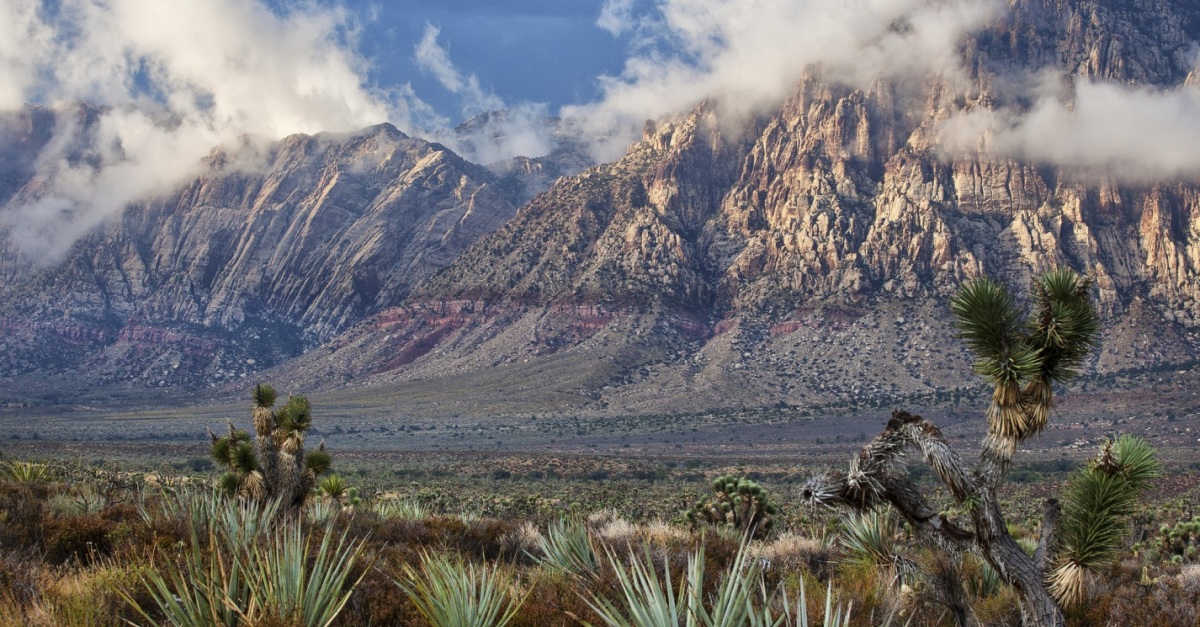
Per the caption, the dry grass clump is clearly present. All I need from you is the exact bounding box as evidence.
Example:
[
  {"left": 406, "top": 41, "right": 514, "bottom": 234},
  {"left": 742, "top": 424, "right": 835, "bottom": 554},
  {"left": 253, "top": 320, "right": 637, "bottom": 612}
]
[{"left": 752, "top": 532, "right": 834, "bottom": 583}]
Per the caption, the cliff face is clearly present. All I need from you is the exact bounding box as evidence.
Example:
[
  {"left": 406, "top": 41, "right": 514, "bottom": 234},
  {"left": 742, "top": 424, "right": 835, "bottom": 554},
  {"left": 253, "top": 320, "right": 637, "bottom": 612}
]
[
  {"left": 279, "top": 0, "right": 1199, "bottom": 414},
  {"left": 0, "top": 121, "right": 523, "bottom": 384},
  {"left": 2, "top": 0, "right": 1199, "bottom": 413}
]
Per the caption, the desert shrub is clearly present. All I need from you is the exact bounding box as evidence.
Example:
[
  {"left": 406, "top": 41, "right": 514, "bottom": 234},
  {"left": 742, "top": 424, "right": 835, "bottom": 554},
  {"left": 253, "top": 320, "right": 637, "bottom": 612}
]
[
  {"left": 0, "top": 481, "right": 51, "bottom": 551},
  {"left": 509, "top": 569, "right": 602, "bottom": 627},
  {"left": 752, "top": 532, "right": 834, "bottom": 587},
  {"left": 42, "top": 514, "right": 113, "bottom": 565}
]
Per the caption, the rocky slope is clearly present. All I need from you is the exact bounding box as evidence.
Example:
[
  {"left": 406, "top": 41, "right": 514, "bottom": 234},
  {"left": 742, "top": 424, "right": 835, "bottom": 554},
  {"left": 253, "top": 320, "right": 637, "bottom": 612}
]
[
  {"left": 2, "top": 0, "right": 1199, "bottom": 417},
  {"left": 269, "top": 0, "right": 1200, "bottom": 416},
  {"left": 0, "top": 114, "right": 531, "bottom": 385}
]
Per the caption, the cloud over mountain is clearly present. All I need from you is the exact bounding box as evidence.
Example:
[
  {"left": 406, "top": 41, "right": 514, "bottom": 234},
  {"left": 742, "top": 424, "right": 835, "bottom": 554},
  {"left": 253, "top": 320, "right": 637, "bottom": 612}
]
[{"left": 0, "top": 0, "right": 404, "bottom": 261}]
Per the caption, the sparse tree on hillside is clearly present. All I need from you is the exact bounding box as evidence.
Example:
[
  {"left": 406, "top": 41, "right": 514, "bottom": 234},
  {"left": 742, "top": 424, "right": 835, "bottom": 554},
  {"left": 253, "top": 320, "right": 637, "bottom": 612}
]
[
  {"left": 210, "top": 383, "right": 332, "bottom": 511},
  {"left": 801, "top": 270, "right": 1159, "bottom": 627}
]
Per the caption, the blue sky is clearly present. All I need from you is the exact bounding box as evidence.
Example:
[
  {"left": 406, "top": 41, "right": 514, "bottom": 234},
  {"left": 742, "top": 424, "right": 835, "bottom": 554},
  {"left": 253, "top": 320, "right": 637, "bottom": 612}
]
[{"left": 317, "top": 0, "right": 633, "bottom": 123}]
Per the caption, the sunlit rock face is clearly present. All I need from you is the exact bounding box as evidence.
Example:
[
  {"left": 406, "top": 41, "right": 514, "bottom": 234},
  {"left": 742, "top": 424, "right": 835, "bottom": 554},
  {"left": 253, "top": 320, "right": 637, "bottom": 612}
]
[{"left": 2, "top": 0, "right": 1198, "bottom": 410}]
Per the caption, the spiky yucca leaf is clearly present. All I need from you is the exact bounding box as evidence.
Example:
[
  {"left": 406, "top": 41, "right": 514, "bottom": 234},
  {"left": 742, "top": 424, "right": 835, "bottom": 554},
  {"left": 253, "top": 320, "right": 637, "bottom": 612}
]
[
  {"left": 319, "top": 474, "right": 348, "bottom": 502},
  {"left": 1051, "top": 436, "right": 1159, "bottom": 606},
  {"left": 838, "top": 507, "right": 915, "bottom": 586},
  {"left": 1, "top": 460, "right": 54, "bottom": 483},
  {"left": 211, "top": 436, "right": 234, "bottom": 467},
  {"left": 1030, "top": 270, "right": 1098, "bottom": 383},
  {"left": 129, "top": 523, "right": 245, "bottom": 627},
  {"left": 238, "top": 524, "right": 367, "bottom": 627},
  {"left": 588, "top": 541, "right": 838, "bottom": 627},
  {"left": 951, "top": 278, "right": 1034, "bottom": 379},
  {"left": 252, "top": 383, "right": 277, "bottom": 408},
  {"left": 278, "top": 396, "right": 313, "bottom": 433},
  {"left": 533, "top": 518, "right": 598, "bottom": 576},
  {"left": 398, "top": 553, "right": 526, "bottom": 627},
  {"left": 218, "top": 472, "right": 243, "bottom": 496},
  {"left": 1110, "top": 435, "right": 1160, "bottom": 487},
  {"left": 231, "top": 440, "right": 259, "bottom": 473},
  {"left": 305, "top": 447, "right": 332, "bottom": 476},
  {"left": 585, "top": 546, "right": 682, "bottom": 627}
]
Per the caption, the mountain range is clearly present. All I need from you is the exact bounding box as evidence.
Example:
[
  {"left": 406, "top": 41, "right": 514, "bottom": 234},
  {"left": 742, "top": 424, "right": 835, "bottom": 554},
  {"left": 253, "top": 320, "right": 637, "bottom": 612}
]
[{"left": 2, "top": 0, "right": 1198, "bottom": 418}]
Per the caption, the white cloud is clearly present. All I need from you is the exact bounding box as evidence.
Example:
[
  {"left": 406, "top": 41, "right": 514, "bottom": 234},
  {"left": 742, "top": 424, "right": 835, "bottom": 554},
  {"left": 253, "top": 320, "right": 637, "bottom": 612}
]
[
  {"left": 940, "top": 75, "right": 1200, "bottom": 182},
  {"left": 597, "top": 0, "right": 637, "bottom": 37},
  {"left": 413, "top": 24, "right": 553, "bottom": 164},
  {"left": 414, "top": 23, "right": 504, "bottom": 117},
  {"left": 566, "top": 0, "right": 1003, "bottom": 161},
  {"left": 0, "top": 0, "right": 428, "bottom": 262}
]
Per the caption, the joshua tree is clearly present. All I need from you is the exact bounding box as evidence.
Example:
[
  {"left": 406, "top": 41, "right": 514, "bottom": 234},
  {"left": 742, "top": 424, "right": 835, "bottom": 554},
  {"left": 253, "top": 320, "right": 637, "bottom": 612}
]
[
  {"left": 685, "top": 474, "right": 777, "bottom": 539},
  {"left": 801, "top": 269, "right": 1158, "bottom": 627},
  {"left": 211, "top": 383, "right": 332, "bottom": 511}
]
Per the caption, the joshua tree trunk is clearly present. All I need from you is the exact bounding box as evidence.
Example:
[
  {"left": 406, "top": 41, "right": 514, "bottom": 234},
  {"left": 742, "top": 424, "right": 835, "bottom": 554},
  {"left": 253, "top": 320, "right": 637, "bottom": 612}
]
[{"left": 801, "top": 411, "right": 1065, "bottom": 627}]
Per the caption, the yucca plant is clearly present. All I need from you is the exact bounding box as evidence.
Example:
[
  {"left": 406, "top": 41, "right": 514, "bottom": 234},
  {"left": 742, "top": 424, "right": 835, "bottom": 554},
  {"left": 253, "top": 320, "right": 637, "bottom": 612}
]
[
  {"left": 210, "top": 383, "right": 333, "bottom": 511},
  {"left": 1, "top": 460, "right": 55, "bottom": 482},
  {"left": 373, "top": 497, "right": 428, "bottom": 520},
  {"left": 950, "top": 270, "right": 1098, "bottom": 458},
  {"left": 587, "top": 541, "right": 852, "bottom": 627},
  {"left": 131, "top": 516, "right": 365, "bottom": 626},
  {"left": 397, "top": 552, "right": 527, "bottom": 627},
  {"left": 803, "top": 269, "right": 1118, "bottom": 627},
  {"left": 838, "top": 507, "right": 914, "bottom": 586},
  {"left": 235, "top": 524, "right": 368, "bottom": 626},
  {"left": 129, "top": 518, "right": 246, "bottom": 627},
  {"left": 1048, "top": 435, "right": 1160, "bottom": 606},
  {"left": 532, "top": 518, "right": 599, "bottom": 577},
  {"left": 966, "top": 557, "right": 1003, "bottom": 599},
  {"left": 318, "top": 474, "right": 349, "bottom": 503}
]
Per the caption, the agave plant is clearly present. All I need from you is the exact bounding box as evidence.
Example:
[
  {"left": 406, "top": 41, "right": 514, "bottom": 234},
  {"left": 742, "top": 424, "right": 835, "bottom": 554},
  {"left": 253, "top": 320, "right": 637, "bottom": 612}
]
[
  {"left": 532, "top": 518, "right": 599, "bottom": 576},
  {"left": 1049, "top": 435, "right": 1161, "bottom": 605},
  {"left": 397, "top": 552, "right": 527, "bottom": 627}
]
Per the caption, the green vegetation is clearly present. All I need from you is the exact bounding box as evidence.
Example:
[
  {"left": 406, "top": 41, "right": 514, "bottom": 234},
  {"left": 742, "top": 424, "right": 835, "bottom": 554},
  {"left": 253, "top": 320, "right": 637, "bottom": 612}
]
[
  {"left": 1050, "top": 435, "right": 1161, "bottom": 605},
  {"left": 210, "top": 383, "right": 333, "bottom": 510},
  {"left": 806, "top": 270, "right": 1165, "bottom": 627},
  {"left": 684, "top": 474, "right": 777, "bottom": 539},
  {"left": 950, "top": 269, "right": 1098, "bottom": 456},
  {"left": 0, "top": 454, "right": 1197, "bottom": 625}
]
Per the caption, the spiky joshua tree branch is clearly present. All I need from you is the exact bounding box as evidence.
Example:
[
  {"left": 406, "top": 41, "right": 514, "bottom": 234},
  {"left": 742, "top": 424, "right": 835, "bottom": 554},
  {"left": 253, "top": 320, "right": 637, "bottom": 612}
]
[
  {"left": 210, "top": 383, "right": 332, "bottom": 511},
  {"left": 801, "top": 270, "right": 1158, "bottom": 627}
]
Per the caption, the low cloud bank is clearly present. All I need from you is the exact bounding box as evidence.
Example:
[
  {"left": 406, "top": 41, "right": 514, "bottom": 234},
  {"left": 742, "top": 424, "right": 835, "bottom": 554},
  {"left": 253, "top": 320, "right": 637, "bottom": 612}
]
[
  {"left": 941, "top": 74, "right": 1200, "bottom": 183},
  {"left": 0, "top": 0, "right": 409, "bottom": 261}
]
